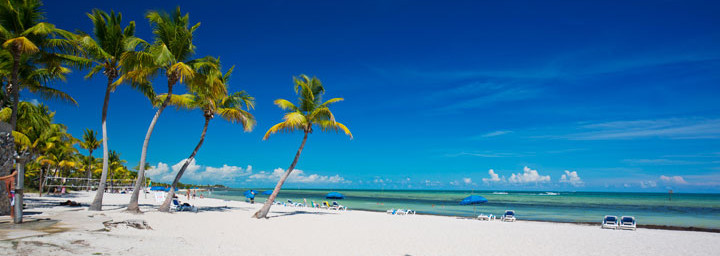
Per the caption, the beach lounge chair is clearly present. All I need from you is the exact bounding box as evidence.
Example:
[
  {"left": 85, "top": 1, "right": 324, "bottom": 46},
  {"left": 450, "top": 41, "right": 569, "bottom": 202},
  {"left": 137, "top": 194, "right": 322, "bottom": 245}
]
[
  {"left": 396, "top": 209, "right": 407, "bottom": 215},
  {"left": 502, "top": 210, "right": 516, "bottom": 222},
  {"left": 171, "top": 198, "right": 198, "bottom": 213},
  {"left": 386, "top": 209, "right": 396, "bottom": 214},
  {"left": 321, "top": 201, "right": 331, "bottom": 209},
  {"left": 477, "top": 213, "right": 491, "bottom": 221},
  {"left": 406, "top": 209, "right": 416, "bottom": 215},
  {"left": 602, "top": 215, "right": 619, "bottom": 229},
  {"left": 619, "top": 216, "right": 636, "bottom": 230},
  {"left": 331, "top": 201, "right": 347, "bottom": 211}
]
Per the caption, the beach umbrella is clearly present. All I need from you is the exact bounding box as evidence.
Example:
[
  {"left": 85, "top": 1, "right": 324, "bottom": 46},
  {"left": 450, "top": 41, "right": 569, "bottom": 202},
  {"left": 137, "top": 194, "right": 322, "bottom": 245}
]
[
  {"left": 149, "top": 186, "right": 165, "bottom": 191},
  {"left": 460, "top": 195, "right": 488, "bottom": 216},
  {"left": 244, "top": 190, "right": 258, "bottom": 198},
  {"left": 459, "top": 195, "right": 488, "bottom": 205},
  {"left": 262, "top": 190, "right": 273, "bottom": 195},
  {"left": 325, "top": 192, "right": 345, "bottom": 199}
]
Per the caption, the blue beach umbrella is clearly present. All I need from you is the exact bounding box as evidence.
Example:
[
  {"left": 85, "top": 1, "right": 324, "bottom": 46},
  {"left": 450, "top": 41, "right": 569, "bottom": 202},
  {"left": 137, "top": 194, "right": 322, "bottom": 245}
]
[
  {"left": 262, "top": 190, "right": 273, "bottom": 195},
  {"left": 325, "top": 192, "right": 345, "bottom": 199},
  {"left": 459, "top": 195, "right": 488, "bottom": 205},
  {"left": 149, "top": 186, "right": 165, "bottom": 191},
  {"left": 244, "top": 190, "right": 258, "bottom": 198},
  {"left": 460, "top": 195, "right": 488, "bottom": 216}
]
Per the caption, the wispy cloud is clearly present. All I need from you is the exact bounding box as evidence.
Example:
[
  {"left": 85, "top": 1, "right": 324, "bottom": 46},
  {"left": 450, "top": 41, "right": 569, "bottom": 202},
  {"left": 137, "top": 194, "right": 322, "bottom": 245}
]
[
  {"left": 447, "top": 151, "right": 527, "bottom": 158},
  {"left": 561, "top": 118, "right": 720, "bottom": 140},
  {"left": 479, "top": 130, "right": 512, "bottom": 138},
  {"left": 623, "top": 159, "right": 702, "bottom": 165}
]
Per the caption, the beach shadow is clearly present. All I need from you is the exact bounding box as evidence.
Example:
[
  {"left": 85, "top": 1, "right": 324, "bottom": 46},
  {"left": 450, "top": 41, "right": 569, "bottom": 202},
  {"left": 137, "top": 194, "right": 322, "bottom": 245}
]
[
  {"left": 267, "top": 210, "right": 335, "bottom": 219},
  {"left": 197, "top": 206, "right": 243, "bottom": 212}
]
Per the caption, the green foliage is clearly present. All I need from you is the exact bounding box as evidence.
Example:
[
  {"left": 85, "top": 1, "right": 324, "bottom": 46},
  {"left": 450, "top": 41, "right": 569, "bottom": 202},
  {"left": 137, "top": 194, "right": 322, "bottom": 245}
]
[{"left": 264, "top": 75, "right": 352, "bottom": 139}]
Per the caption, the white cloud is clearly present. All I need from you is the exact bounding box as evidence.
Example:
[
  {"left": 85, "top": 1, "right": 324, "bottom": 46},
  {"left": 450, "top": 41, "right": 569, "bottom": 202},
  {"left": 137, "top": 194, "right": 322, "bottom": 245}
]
[
  {"left": 640, "top": 180, "right": 658, "bottom": 188},
  {"left": 508, "top": 166, "right": 550, "bottom": 184},
  {"left": 567, "top": 118, "right": 720, "bottom": 140},
  {"left": 146, "top": 159, "right": 250, "bottom": 185},
  {"left": 480, "top": 130, "right": 512, "bottom": 138},
  {"left": 146, "top": 159, "right": 346, "bottom": 185},
  {"left": 463, "top": 177, "right": 472, "bottom": 185},
  {"left": 659, "top": 175, "right": 688, "bottom": 184},
  {"left": 559, "top": 170, "right": 584, "bottom": 187},
  {"left": 248, "top": 168, "right": 348, "bottom": 184},
  {"left": 482, "top": 169, "right": 503, "bottom": 183}
]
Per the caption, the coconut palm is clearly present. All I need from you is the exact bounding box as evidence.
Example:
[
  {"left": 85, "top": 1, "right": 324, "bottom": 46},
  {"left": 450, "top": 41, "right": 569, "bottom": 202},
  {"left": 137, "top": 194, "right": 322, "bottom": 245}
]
[
  {"left": 106, "top": 150, "right": 127, "bottom": 191},
  {"left": 79, "top": 129, "right": 100, "bottom": 191},
  {"left": 158, "top": 66, "right": 255, "bottom": 212},
  {"left": 79, "top": 9, "right": 152, "bottom": 211},
  {"left": 120, "top": 7, "right": 217, "bottom": 213},
  {"left": 253, "top": 75, "right": 352, "bottom": 218},
  {"left": 0, "top": 0, "right": 84, "bottom": 130}
]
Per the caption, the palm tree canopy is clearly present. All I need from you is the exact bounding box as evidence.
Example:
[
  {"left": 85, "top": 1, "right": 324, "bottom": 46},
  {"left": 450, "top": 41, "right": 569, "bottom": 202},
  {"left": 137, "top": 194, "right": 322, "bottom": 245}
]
[
  {"left": 80, "top": 128, "right": 101, "bottom": 152},
  {"left": 78, "top": 9, "right": 154, "bottom": 99},
  {"left": 264, "top": 74, "right": 352, "bottom": 140},
  {"left": 156, "top": 58, "right": 255, "bottom": 131},
  {"left": 116, "top": 6, "right": 209, "bottom": 89}
]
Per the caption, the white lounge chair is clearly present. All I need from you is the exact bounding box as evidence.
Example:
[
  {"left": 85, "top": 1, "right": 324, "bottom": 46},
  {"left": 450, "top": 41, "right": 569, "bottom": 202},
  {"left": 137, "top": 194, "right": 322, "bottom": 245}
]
[
  {"left": 406, "top": 209, "right": 416, "bottom": 215},
  {"left": 502, "top": 210, "right": 516, "bottom": 222},
  {"left": 396, "top": 209, "right": 408, "bottom": 215},
  {"left": 386, "top": 209, "right": 396, "bottom": 214},
  {"left": 619, "top": 216, "right": 636, "bottom": 230},
  {"left": 602, "top": 215, "right": 619, "bottom": 229},
  {"left": 331, "top": 201, "right": 347, "bottom": 211},
  {"left": 477, "top": 213, "right": 494, "bottom": 221}
]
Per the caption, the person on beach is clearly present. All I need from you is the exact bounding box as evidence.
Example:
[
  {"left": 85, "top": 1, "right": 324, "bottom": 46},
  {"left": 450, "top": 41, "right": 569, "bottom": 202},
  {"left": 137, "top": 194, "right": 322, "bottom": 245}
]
[
  {"left": 186, "top": 189, "right": 190, "bottom": 200},
  {"left": 1, "top": 170, "right": 17, "bottom": 218}
]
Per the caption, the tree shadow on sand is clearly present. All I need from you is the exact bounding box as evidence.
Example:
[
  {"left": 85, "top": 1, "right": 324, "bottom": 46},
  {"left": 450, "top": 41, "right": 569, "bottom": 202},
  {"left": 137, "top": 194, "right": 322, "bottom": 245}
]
[{"left": 267, "top": 210, "right": 336, "bottom": 219}]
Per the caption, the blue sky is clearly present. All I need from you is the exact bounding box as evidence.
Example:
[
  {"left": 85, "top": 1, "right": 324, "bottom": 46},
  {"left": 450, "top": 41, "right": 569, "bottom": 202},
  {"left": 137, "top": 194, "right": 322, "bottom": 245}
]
[{"left": 31, "top": 0, "right": 720, "bottom": 192}]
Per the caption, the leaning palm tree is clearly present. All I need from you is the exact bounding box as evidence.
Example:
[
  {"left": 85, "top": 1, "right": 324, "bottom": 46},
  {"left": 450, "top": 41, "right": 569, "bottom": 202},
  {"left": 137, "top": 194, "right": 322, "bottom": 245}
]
[
  {"left": 158, "top": 66, "right": 255, "bottom": 212},
  {"left": 79, "top": 129, "right": 100, "bottom": 191},
  {"left": 120, "top": 7, "right": 216, "bottom": 213},
  {"left": 79, "top": 9, "right": 152, "bottom": 211},
  {"left": 253, "top": 75, "right": 352, "bottom": 219}
]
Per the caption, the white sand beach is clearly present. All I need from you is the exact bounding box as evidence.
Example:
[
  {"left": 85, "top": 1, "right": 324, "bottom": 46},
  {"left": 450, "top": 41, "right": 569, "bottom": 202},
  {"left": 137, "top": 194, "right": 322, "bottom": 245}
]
[{"left": 1, "top": 191, "right": 718, "bottom": 256}]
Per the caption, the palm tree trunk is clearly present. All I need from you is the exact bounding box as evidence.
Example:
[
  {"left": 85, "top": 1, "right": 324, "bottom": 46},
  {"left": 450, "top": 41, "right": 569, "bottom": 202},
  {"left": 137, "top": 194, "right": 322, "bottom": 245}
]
[
  {"left": 159, "top": 116, "right": 210, "bottom": 212},
  {"left": 253, "top": 131, "right": 309, "bottom": 219},
  {"left": 85, "top": 151, "right": 93, "bottom": 191},
  {"left": 90, "top": 77, "right": 114, "bottom": 210},
  {"left": 38, "top": 166, "right": 44, "bottom": 197},
  {"left": 9, "top": 50, "right": 20, "bottom": 130},
  {"left": 127, "top": 79, "right": 176, "bottom": 213}
]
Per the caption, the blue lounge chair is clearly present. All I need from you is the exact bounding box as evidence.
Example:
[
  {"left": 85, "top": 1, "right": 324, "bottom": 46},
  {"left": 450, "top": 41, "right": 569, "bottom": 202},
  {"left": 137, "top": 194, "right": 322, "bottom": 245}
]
[
  {"left": 502, "top": 210, "right": 516, "bottom": 222},
  {"left": 602, "top": 215, "right": 619, "bottom": 229},
  {"left": 619, "top": 216, "right": 636, "bottom": 230}
]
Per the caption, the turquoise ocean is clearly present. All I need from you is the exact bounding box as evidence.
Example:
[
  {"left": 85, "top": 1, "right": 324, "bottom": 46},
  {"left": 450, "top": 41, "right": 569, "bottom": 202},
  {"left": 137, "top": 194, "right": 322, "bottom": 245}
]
[{"left": 209, "top": 189, "right": 720, "bottom": 229}]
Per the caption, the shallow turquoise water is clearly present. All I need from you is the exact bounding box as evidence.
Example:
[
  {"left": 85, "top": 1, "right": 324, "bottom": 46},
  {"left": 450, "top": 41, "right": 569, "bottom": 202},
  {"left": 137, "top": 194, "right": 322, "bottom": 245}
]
[{"left": 209, "top": 189, "right": 720, "bottom": 229}]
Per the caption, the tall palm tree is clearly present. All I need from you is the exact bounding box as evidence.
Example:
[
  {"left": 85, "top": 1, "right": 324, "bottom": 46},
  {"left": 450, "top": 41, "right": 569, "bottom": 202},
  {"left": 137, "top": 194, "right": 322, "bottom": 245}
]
[
  {"left": 80, "top": 9, "right": 152, "bottom": 211},
  {"left": 106, "top": 150, "right": 126, "bottom": 191},
  {"left": 158, "top": 65, "right": 255, "bottom": 212},
  {"left": 79, "top": 129, "right": 100, "bottom": 191},
  {"left": 0, "top": 0, "right": 84, "bottom": 130},
  {"left": 120, "top": 7, "right": 216, "bottom": 213},
  {"left": 253, "top": 75, "right": 352, "bottom": 218}
]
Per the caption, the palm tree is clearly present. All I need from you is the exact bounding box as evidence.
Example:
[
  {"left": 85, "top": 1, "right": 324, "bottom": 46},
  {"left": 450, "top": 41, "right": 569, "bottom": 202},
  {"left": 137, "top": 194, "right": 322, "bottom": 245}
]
[
  {"left": 79, "top": 129, "right": 100, "bottom": 191},
  {"left": 120, "top": 7, "right": 216, "bottom": 213},
  {"left": 158, "top": 65, "right": 255, "bottom": 212},
  {"left": 106, "top": 150, "right": 126, "bottom": 191},
  {"left": 253, "top": 75, "right": 352, "bottom": 218},
  {"left": 0, "top": 0, "right": 84, "bottom": 130},
  {"left": 79, "top": 9, "right": 151, "bottom": 211}
]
